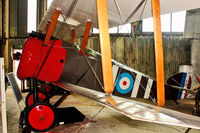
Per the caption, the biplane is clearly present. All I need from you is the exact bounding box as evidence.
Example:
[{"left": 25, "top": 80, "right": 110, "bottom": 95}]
[{"left": 16, "top": 0, "right": 200, "bottom": 132}]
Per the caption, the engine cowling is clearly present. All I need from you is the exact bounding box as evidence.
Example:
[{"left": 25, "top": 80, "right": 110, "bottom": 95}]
[{"left": 17, "top": 37, "right": 66, "bottom": 82}]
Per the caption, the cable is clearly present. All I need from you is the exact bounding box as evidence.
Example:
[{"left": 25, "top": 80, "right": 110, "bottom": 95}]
[
  {"left": 111, "top": 0, "right": 158, "bottom": 104},
  {"left": 81, "top": 53, "right": 105, "bottom": 91},
  {"left": 125, "top": 0, "right": 146, "bottom": 23},
  {"left": 111, "top": 0, "right": 156, "bottom": 102},
  {"left": 90, "top": 106, "right": 105, "bottom": 120},
  {"left": 77, "top": 106, "right": 105, "bottom": 133},
  {"left": 34, "top": 40, "right": 56, "bottom": 78},
  {"left": 111, "top": 46, "right": 156, "bottom": 104}
]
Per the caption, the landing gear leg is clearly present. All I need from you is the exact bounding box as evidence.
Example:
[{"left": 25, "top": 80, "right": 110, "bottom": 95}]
[{"left": 33, "top": 79, "right": 38, "bottom": 103}]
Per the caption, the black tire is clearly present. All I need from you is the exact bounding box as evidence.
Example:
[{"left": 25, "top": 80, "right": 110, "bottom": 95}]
[{"left": 25, "top": 91, "right": 50, "bottom": 107}]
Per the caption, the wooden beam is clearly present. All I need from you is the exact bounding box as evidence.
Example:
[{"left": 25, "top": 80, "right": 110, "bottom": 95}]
[
  {"left": 9, "top": 0, "right": 18, "bottom": 37},
  {"left": 44, "top": 9, "right": 60, "bottom": 44},
  {"left": 96, "top": 0, "right": 114, "bottom": 94},
  {"left": 18, "top": 0, "right": 27, "bottom": 36},
  {"left": 4, "top": 0, "right": 9, "bottom": 73},
  {"left": 152, "top": 0, "right": 165, "bottom": 106},
  {"left": 80, "top": 21, "right": 91, "bottom": 55}
]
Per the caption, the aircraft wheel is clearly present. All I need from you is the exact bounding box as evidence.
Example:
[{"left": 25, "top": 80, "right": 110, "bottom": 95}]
[
  {"left": 25, "top": 91, "right": 49, "bottom": 107},
  {"left": 26, "top": 103, "right": 56, "bottom": 132}
]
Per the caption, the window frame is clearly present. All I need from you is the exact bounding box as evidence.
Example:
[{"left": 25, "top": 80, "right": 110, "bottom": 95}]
[
  {"left": 142, "top": 11, "right": 186, "bottom": 34},
  {"left": 92, "top": 23, "right": 132, "bottom": 35}
]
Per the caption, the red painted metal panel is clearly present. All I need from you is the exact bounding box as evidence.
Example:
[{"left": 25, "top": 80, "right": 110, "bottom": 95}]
[{"left": 17, "top": 37, "right": 66, "bottom": 82}]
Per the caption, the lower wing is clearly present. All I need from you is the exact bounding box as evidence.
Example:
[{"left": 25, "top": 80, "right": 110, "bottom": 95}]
[{"left": 53, "top": 82, "right": 200, "bottom": 130}]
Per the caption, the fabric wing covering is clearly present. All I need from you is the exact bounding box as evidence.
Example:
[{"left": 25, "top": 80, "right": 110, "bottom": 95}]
[{"left": 38, "top": 0, "right": 200, "bottom": 30}]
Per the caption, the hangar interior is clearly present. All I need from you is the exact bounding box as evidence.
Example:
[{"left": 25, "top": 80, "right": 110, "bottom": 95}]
[{"left": 0, "top": 0, "right": 200, "bottom": 132}]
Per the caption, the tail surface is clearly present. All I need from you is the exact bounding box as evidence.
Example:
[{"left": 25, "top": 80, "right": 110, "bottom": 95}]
[{"left": 167, "top": 72, "right": 192, "bottom": 99}]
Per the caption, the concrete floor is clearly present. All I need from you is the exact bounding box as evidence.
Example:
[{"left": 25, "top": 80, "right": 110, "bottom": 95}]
[{"left": 1, "top": 88, "right": 200, "bottom": 133}]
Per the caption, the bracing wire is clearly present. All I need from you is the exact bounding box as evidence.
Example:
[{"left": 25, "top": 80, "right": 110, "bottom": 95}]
[
  {"left": 111, "top": 0, "right": 157, "bottom": 104},
  {"left": 81, "top": 53, "right": 105, "bottom": 91},
  {"left": 77, "top": 106, "right": 105, "bottom": 133}
]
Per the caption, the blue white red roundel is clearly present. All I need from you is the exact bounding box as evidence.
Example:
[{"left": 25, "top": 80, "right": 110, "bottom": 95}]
[{"left": 116, "top": 73, "right": 134, "bottom": 94}]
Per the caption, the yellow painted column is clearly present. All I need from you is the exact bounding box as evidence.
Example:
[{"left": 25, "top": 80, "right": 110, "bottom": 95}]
[
  {"left": 96, "top": 0, "right": 114, "bottom": 94},
  {"left": 152, "top": 0, "right": 165, "bottom": 106}
]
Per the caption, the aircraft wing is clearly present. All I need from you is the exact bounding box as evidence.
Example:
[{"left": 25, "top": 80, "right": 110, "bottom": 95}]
[
  {"left": 53, "top": 82, "right": 200, "bottom": 130},
  {"left": 38, "top": 0, "right": 200, "bottom": 30}
]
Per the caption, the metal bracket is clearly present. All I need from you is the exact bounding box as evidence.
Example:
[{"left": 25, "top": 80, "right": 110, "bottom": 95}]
[{"left": 7, "top": 72, "right": 25, "bottom": 110}]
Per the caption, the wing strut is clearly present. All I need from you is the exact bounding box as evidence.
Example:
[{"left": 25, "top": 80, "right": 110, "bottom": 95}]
[
  {"left": 71, "top": 29, "right": 76, "bottom": 43},
  {"left": 96, "top": 0, "right": 114, "bottom": 94},
  {"left": 80, "top": 21, "right": 92, "bottom": 54},
  {"left": 152, "top": 0, "right": 165, "bottom": 106},
  {"left": 44, "top": 9, "right": 60, "bottom": 44}
]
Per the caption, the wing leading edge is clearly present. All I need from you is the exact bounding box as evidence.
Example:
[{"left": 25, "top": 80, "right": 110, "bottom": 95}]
[{"left": 53, "top": 82, "right": 200, "bottom": 130}]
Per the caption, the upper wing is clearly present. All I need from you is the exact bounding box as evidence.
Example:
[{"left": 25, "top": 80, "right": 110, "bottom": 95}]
[
  {"left": 53, "top": 82, "right": 200, "bottom": 130},
  {"left": 39, "top": 0, "right": 200, "bottom": 29}
]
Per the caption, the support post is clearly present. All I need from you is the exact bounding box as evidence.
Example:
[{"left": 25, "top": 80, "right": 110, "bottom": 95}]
[
  {"left": 44, "top": 9, "right": 60, "bottom": 44},
  {"left": 80, "top": 22, "right": 91, "bottom": 55},
  {"left": 4, "top": 0, "right": 9, "bottom": 73},
  {"left": 0, "top": 58, "right": 7, "bottom": 133},
  {"left": 96, "top": 0, "right": 114, "bottom": 94},
  {"left": 152, "top": 0, "right": 165, "bottom": 106},
  {"left": 71, "top": 29, "right": 76, "bottom": 43}
]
